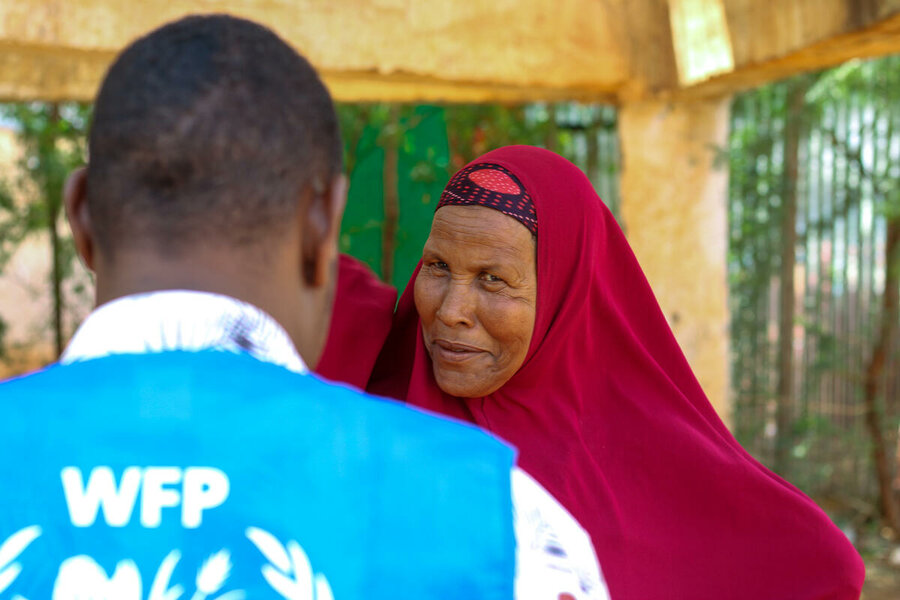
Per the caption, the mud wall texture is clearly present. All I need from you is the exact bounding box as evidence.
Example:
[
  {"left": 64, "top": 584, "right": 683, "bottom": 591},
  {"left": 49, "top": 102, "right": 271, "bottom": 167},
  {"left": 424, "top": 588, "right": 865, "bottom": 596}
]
[{"left": 618, "top": 96, "right": 733, "bottom": 424}]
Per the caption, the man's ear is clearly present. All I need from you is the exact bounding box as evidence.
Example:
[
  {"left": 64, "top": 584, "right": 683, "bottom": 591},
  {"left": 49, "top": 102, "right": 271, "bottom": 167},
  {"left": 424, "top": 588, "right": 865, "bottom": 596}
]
[
  {"left": 301, "top": 173, "right": 347, "bottom": 287},
  {"left": 64, "top": 166, "right": 95, "bottom": 272}
]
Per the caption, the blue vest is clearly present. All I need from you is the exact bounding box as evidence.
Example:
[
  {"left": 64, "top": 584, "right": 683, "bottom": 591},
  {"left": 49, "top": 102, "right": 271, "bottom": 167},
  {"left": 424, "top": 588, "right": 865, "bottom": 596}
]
[{"left": 0, "top": 351, "right": 515, "bottom": 599}]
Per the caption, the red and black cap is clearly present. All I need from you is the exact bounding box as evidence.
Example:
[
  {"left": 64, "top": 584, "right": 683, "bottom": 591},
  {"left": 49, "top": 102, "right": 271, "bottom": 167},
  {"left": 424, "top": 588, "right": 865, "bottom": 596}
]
[{"left": 436, "top": 163, "right": 537, "bottom": 236}]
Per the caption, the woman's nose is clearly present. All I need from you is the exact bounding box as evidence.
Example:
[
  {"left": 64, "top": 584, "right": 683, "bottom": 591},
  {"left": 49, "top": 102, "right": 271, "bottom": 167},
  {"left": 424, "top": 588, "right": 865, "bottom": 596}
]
[{"left": 435, "top": 281, "right": 475, "bottom": 328}]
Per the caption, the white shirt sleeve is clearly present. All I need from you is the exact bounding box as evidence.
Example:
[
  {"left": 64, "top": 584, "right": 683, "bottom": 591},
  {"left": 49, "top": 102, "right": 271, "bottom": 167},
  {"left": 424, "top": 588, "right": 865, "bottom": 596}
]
[{"left": 511, "top": 467, "right": 610, "bottom": 600}]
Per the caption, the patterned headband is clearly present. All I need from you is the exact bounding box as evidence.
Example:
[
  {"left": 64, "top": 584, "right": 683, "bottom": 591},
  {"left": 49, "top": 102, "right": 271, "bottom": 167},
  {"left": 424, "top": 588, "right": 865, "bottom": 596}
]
[{"left": 436, "top": 163, "right": 537, "bottom": 236}]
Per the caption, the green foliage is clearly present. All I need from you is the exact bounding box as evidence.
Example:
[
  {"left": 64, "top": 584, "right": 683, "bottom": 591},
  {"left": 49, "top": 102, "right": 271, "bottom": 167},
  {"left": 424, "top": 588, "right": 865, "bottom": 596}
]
[
  {"left": 0, "top": 103, "right": 90, "bottom": 269},
  {"left": 809, "top": 57, "right": 900, "bottom": 219},
  {"left": 336, "top": 102, "right": 620, "bottom": 287},
  {"left": 727, "top": 53, "right": 900, "bottom": 513},
  {"left": 0, "top": 99, "right": 620, "bottom": 366},
  {"left": 445, "top": 104, "right": 552, "bottom": 169},
  {"left": 0, "top": 315, "right": 7, "bottom": 360},
  {"left": 0, "top": 102, "right": 91, "bottom": 358},
  {"left": 336, "top": 104, "right": 450, "bottom": 288}
]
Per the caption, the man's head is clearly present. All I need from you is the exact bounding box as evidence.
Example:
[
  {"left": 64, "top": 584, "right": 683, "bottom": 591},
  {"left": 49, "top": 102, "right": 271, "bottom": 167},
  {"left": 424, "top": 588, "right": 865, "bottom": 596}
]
[{"left": 65, "top": 14, "right": 346, "bottom": 366}]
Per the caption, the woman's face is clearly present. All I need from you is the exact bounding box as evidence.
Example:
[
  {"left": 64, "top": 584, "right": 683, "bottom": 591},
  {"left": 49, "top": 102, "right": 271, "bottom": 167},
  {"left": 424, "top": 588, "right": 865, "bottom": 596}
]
[{"left": 415, "top": 205, "right": 537, "bottom": 398}]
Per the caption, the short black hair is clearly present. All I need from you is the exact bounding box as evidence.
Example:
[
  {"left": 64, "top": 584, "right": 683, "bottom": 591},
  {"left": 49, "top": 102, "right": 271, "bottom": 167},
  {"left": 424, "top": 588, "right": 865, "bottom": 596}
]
[{"left": 87, "top": 14, "right": 342, "bottom": 254}]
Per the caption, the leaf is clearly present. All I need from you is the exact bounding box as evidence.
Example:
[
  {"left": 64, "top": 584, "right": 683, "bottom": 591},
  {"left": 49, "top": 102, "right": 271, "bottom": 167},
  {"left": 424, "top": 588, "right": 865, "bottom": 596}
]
[
  {"left": 148, "top": 550, "right": 184, "bottom": 600},
  {"left": 314, "top": 574, "right": 334, "bottom": 600},
  {"left": 0, "top": 563, "right": 22, "bottom": 595},
  {"left": 108, "top": 559, "right": 142, "bottom": 598},
  {"left": 52, "top": 556, "right": 141, "bottom": 599},
  {"left": 245, "top": 528, "right": 291, "bottom": 573},
  {"left": 286, "top": 541, "right": 312, "bottom": 593},
  {"left": 0, "top": 526, "right": 41, "bottom": 571},
  {"left": 196, "top": 549, "right": 232, "bottom": 594},
  {"left": 261, "top": 565, "right": 306, "bottom": 600}
]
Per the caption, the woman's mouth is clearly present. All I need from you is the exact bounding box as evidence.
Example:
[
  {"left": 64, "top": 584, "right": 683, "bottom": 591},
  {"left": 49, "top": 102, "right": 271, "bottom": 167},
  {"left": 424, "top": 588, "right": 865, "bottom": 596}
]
[{"left": 432, "top": 339, "right": 486, "bottom": 363}]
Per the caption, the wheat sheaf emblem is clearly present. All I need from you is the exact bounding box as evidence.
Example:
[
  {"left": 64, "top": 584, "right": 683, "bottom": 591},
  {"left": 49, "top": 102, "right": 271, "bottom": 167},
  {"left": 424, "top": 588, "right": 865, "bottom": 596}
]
[
  {"left": 0, "top": 525, "right": 333, "bottom": 599},
  {"left": 0, "top": 525, "right": 41, "bottom": 596},
  {"left": 246, "top": 528, "right": 334, "bottom": 600}
]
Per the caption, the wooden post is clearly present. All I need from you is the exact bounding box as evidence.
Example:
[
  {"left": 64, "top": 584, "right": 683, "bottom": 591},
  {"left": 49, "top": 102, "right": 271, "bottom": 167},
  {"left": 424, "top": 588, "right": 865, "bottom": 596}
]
[
  {"left": 381, "top": 106, "right": 401, "bottom": 285},
  {"left": 618, "top": 96, "right": 733, "bottom": 425},
  {"left": 774, "top": 78, "right": 812, "bottom": 476},
  {"left": 47, "top": 102, "right": 64, "bottom": 359},
  {"left": 863, "top": 218, "right": 900, "bottom": 533}
]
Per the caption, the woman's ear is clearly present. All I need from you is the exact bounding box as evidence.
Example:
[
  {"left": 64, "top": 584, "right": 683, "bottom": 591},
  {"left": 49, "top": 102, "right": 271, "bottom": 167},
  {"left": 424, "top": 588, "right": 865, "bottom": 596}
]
[
  {"left": 64, "top": 166, "right": 96, "bottom": 272},
  {"left": 301, "top": 174, "right": 347, "bottom": 287}
]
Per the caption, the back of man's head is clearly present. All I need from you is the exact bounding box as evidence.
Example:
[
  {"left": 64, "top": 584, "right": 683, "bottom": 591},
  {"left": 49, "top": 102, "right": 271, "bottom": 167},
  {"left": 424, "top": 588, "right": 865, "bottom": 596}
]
[{"left": 87, "top": 14, "right": 342, "bottom": 257}]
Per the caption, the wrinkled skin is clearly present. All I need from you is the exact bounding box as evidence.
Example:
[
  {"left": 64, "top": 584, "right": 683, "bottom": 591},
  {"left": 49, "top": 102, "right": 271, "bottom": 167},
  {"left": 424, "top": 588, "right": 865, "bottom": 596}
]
[{"left": 414, "top": 205, "right": 537, "bottom": 398}]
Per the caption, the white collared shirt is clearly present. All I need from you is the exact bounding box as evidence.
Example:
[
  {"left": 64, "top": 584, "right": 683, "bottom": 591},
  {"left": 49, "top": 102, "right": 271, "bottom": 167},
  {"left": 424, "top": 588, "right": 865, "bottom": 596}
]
[
  {"left": 63, "top": 290, "right": 609, "bottom": 600},
  {"left": 62, "top": 291, "right": 307, "bottom": 374}
]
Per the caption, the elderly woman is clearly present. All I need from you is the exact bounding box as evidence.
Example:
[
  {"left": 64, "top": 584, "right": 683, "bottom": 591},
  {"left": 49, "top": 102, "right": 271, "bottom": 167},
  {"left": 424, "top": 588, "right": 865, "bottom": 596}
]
[{"left": 317, "top": 146, "right": 864, "bottom": 599}]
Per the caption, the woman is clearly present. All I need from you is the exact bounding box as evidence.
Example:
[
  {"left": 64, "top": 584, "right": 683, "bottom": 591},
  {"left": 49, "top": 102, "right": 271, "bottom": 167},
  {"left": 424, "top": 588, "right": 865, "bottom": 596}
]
[{"left": 319, "top": 146, "right": 864, "bottom": 599}]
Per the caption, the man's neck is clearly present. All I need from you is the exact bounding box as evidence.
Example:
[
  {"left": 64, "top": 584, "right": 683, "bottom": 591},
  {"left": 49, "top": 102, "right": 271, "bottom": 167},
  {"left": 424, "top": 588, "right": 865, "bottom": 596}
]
[{"left": 93, "top": 252, "right": 312, "bottom": 363}]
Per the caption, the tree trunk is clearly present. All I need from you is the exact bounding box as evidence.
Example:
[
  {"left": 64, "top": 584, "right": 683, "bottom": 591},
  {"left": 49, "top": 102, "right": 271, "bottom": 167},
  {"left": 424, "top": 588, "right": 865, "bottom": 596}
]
[
  {"left": 586, "top": 117, "right": 600, "bottom": 190},
  {"left": 863, "top": 217, "right": 900, "bottom": 533},
  {"left": 381, "top": 106, "right": 400, "bottom": 285},
  {"left": 48, "top": 103, "right": 64, "bottom": 359},
  {"left": 774, "top": 81, "right": 809, "bottom": 475},
  {"left": 544, "top": 104, "right": 558, "bottom": 152},
  {"left": 49, "top": 201, "right": 63, "bottom": 358}
]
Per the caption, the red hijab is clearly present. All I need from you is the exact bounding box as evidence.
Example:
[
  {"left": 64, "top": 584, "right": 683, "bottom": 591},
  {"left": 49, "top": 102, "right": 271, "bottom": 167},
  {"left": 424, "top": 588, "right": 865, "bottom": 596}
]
[
  {"left": 316, "top": 254, "right": 396, "bottom": 389},
  {"left": 366, "top": 146, "right": 863, "bottom": 599}
]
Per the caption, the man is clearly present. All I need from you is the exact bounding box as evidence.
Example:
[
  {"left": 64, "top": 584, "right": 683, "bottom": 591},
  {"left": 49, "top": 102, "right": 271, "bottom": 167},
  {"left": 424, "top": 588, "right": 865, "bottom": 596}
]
[{"left": 0, "top": 15, "right": 606, "bottom": 599}]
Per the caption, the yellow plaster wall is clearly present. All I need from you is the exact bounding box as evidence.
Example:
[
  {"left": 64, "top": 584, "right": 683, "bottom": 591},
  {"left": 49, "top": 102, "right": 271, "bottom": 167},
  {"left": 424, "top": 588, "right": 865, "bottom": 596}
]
[
  {"left": 4, "top": 0, "right": 900, "bottom": 102},
  {"left": 0, "top": 0, "right": 628, "bottom": 103},
  {"left": 618, "top": 97, "right": 733, "bottom": 423}
]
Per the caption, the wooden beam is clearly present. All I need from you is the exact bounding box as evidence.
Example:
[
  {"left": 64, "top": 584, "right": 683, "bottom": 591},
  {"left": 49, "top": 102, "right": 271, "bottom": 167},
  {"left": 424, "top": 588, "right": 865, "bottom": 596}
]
[
  {"left": 668, "top": 0, "right": 735, "bottom": 85},
  {"left": 675, "top": 1, "right": 900, "bottom": 98},
  {"left": 0, "top": 43, "right": 621, "bottom": 104},
  {"left": 614, "top": 0, "right": 681, "bottom": 100},
  {"left": 0, "top": 0, "right": 628, "bottom": 103}
]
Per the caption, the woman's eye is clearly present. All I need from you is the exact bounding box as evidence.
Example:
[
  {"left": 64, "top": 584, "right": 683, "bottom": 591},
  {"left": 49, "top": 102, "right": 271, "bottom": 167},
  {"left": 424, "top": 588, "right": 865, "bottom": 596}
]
[
  {"left": 427, "top": 261, "right": 448, "bottom": 270},
  {"left": 482, "top": 273, "right": 505, "bottom": 284}
]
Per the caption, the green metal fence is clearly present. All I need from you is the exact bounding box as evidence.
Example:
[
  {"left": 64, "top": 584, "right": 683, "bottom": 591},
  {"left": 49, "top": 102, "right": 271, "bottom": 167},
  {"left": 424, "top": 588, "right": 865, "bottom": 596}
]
[{"left": 728, "top": 55, "right": 900, "bottom": 523}]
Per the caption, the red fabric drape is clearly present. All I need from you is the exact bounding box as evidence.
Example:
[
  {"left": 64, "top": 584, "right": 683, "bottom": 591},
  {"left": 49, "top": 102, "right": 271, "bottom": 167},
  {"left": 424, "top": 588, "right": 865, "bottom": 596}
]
[
  {"left": 315, "top": 254, "right": 396, "bottom": 389},
  {"left": 367, "top": 146, "right": 864, "bottom": 599}
]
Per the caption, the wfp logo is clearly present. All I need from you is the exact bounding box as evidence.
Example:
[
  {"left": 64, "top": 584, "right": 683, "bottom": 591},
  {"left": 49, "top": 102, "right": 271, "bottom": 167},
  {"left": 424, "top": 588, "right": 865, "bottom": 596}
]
[
  {"left": 0, "top": 466, "right": 334, "bottom": 600},
  {"left": 61, "top": 466, "right": 229, "bottom": 528}
]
